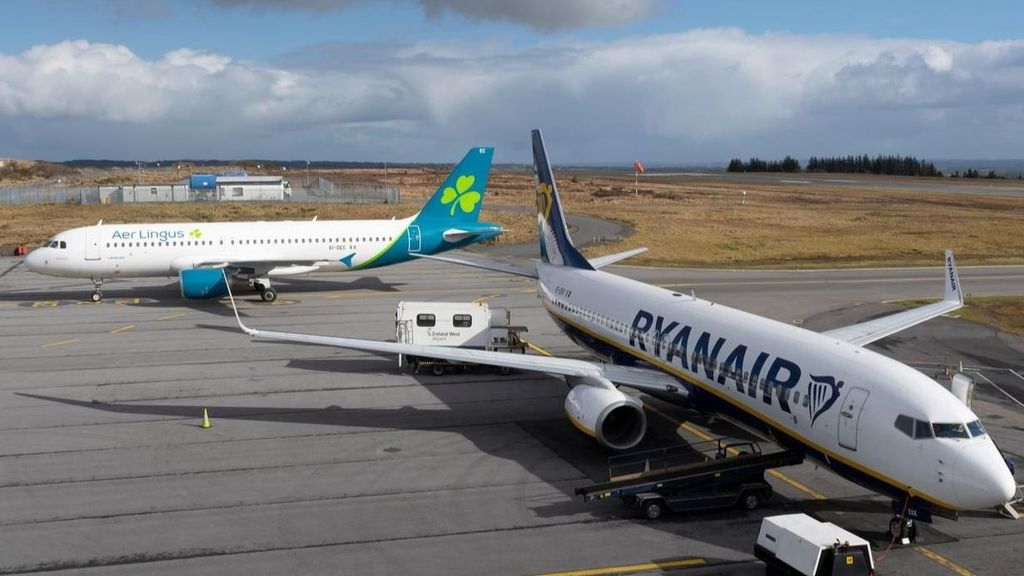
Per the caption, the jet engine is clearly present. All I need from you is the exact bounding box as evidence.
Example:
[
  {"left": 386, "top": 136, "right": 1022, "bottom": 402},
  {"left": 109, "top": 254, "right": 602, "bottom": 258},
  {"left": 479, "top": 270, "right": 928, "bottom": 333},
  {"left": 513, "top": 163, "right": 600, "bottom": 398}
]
[
  {"left": 179, "top": 268, "right": 228, "bottom": 299},
  {"left": 564, "top": 380, "right": 646, "bottom": 450}
]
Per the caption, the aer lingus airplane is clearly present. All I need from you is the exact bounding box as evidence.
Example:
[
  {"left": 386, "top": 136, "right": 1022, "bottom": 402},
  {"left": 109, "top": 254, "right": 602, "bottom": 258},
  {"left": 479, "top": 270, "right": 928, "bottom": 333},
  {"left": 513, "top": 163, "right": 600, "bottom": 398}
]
[
  {"left": 25, "top": 148, "right": 500, "bottom": 303},
  {"left": 229, "top": 130, "right": 1017, "bottom": 536}
]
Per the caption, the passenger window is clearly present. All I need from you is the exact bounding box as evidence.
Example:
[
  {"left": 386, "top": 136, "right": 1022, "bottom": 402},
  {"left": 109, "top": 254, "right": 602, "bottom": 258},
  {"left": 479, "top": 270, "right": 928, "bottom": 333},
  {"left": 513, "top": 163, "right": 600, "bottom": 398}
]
[
  {"left": 894, "top": 415, "right": 914, "bottom": 438},
  {"left": 967, "top": 420, "right": 985, "bottom": 438},
  {"left": 453, "top": 314, "right": 472, "bottom": 328},
  {"left": 416, "top": 313, "right": 436, "bottom": 327},
  {"left": 914, "top": 419, "right": 933, "bottom": 439}
]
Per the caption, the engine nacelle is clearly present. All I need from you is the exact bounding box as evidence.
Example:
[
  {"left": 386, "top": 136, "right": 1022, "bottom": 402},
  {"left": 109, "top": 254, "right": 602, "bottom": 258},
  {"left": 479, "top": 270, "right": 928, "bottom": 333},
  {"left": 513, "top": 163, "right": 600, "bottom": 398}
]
[
  {"left": 564, "top": 382, "right": 646, "bottom": 450},
  {"left": 179, "top": 268, "right": 228, "bottom": 299}
]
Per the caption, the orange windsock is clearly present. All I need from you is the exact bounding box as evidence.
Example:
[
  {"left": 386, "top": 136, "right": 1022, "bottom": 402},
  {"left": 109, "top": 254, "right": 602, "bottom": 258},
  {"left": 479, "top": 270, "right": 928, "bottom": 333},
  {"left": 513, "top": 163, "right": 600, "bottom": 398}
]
[{"left": 633, "top": 161, "right": 645, "bottom": 173}]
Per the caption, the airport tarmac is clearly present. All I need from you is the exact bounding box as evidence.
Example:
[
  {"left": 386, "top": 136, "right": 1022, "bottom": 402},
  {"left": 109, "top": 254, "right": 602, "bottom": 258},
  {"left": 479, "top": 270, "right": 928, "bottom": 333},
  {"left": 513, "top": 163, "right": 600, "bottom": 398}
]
[{"left": 1, "top": 255, "right": 1023, "bottom": 575}]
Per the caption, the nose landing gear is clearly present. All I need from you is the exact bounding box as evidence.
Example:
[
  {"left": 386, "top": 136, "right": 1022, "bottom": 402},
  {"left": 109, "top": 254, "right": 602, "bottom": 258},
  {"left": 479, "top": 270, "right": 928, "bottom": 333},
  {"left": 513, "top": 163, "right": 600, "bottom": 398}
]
[
  {"left": 90, "top": 278, "right": 104, "bottom": 303},
  {"left": 889, "top": 515, "right": 917, "bottom": 544}
]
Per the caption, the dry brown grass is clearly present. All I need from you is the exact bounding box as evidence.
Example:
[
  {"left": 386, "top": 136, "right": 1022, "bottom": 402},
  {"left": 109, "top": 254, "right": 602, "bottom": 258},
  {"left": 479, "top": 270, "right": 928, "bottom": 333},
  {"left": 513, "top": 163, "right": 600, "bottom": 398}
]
[{"left": 4, "top": 167, "right": 1024, "bottom": 269}]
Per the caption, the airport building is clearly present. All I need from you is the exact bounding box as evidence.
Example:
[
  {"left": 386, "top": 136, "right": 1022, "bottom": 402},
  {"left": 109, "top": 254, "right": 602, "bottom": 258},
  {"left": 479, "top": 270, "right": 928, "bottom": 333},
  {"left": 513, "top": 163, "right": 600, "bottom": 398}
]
[{"left": 190, "top": 174, "right": 291, "bottom": 201}]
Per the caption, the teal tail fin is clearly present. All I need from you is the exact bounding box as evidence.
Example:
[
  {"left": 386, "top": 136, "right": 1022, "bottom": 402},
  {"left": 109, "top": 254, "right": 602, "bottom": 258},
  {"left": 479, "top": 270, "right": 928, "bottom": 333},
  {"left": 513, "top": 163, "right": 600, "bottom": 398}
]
[
  {"left": 532, "top": 129, "right": 593, "bottom": 270},
  {"left": 413, "top": 147, "right": 493, "bottom": 225}
]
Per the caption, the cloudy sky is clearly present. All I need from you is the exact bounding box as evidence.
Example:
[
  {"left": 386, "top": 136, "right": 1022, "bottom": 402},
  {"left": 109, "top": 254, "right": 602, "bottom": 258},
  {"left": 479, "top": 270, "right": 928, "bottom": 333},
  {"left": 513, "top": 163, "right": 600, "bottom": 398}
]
[{"left": 0, "top": 0, "right": 1021, "bottom": 163}]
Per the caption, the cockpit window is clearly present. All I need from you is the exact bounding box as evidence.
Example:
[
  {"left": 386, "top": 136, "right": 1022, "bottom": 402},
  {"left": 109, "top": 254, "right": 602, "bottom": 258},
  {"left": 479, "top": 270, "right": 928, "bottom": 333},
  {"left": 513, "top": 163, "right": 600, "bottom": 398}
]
[
  {"left": 967, "top": 420, "right": 986, "bottom": 438},
  {"left": 59, "top": 241, "right": 66, "bottom": 249},
  {"left": 932, "top": 422, "right": 970, "bottom": 439},
  {"left": 894, "top": 415, "right": 914, "bottom": 438},
  {"left": 48, "top": 241, "right": 58, "bottom": 248},
  {"left": 914, "top": 419, "right": 933, "bottom": 439}
]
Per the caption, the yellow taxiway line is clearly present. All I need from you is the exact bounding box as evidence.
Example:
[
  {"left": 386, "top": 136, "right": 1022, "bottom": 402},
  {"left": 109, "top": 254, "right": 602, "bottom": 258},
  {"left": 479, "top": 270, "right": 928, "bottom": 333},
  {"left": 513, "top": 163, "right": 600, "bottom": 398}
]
[
  {"left": 41, "top": 338, "right": 79, "bottom": 349},
  {"left": 110, "top": 324, "right": 135, "bottom": 334},
  {"left": 471, "top": 293, "right": 502, "bottom": 304},
  {"left": 533, "top": 557, "right": 705, "bottom": 576},
  {"left": 156, "top": 312, "right": 186, "bottom": 321},
  {"left": 915, "top": 547, "right": 976, "bottom": 576}
]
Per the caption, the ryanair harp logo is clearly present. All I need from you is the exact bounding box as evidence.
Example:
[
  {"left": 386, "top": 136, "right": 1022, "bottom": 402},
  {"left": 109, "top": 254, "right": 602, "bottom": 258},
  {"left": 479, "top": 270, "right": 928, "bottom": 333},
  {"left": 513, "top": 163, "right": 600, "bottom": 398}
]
[{"left": 807, "top": 374, "right": 844, "bottom": 427}]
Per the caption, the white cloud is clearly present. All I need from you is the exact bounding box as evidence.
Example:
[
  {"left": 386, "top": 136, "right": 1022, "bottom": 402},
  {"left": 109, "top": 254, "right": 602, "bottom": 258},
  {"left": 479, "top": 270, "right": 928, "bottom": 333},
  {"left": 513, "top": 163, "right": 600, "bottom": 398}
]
[{"left": 0, "top": 32, "right": 1022, "bottom": 161}]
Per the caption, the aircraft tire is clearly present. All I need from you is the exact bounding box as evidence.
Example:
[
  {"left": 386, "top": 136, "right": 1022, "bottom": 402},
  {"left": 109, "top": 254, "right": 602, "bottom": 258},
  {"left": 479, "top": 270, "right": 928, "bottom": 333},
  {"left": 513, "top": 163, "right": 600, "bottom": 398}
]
[
  {"left": 261, "top": 287, "right": 278, "bottom": 303},
  {"left": 431, "top": 364, "right": 445, "bottom": 376},
  {"left": 91, "top": 292, "right": 102, "bottom": 303}
]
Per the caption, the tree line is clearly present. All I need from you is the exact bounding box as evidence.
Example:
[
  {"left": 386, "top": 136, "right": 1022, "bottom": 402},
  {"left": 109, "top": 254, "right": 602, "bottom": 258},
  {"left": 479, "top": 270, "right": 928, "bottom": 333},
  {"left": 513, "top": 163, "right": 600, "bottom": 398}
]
[{"left": 727, "top": 154, "right": 943, "bottom": 177}]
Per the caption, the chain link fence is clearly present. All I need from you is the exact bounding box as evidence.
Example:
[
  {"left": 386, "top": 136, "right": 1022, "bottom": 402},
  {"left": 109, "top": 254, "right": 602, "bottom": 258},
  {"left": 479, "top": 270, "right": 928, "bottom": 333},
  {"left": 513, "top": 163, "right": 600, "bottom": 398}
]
[
  {"left": 0, "top": 179, "right": 400, "bottom": 205},
  {"left": 292, "top": 177, "right": 400, "bottom": 203}
]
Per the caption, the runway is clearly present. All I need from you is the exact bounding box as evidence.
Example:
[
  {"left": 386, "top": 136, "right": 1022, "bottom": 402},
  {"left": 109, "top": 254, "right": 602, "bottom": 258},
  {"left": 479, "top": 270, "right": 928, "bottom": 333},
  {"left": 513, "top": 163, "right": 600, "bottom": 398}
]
[{"left": 1, "top": 256, "right": 1023, "bottom": 575}]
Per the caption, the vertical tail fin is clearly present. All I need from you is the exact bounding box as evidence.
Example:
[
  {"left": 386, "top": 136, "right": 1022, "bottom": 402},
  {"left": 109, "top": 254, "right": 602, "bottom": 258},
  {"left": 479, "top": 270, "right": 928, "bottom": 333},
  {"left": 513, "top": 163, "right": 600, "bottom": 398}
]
[
  {"left": 532, "top": 129, "right": 593, "bottom": 269},
  {"left": 414, "top": 147, "right": 493, "bottom": 224}
]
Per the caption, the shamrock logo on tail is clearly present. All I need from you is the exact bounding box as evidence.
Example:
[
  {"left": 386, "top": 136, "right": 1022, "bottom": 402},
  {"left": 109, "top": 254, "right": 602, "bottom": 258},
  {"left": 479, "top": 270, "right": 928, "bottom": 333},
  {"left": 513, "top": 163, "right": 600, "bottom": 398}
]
[
  {"left": 441, "top": 175, "right": 481, "bottom": 216},
  {"left": 189, "top": 229, "right": 202, "bottom": 239}
]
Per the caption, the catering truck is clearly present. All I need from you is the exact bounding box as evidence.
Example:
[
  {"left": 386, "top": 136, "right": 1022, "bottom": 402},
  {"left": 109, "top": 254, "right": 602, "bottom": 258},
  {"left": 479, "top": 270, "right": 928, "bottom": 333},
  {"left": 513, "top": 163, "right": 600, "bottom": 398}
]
[
  {"left": 395, "top": 301, "right": 527, "bottom": 376},
  {"left": 754, "top": 514, "right": 875, "bottom": 576}
]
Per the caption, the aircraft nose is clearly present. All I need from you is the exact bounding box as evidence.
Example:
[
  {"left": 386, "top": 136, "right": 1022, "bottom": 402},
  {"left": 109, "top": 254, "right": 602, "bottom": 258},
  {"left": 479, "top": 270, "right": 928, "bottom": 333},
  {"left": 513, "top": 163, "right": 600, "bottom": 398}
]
[
  {"left": 24, "top": 248, "right": 44, "bottom": 272},
  {"left": 954, "top": 443, "right": 1018, "bottom": 508}
]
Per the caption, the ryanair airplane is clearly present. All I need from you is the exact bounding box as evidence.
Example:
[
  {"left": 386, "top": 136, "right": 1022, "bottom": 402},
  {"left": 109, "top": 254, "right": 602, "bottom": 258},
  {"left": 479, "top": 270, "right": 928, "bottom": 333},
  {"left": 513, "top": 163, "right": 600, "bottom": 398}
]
[
  {"left": 230, "top": 130, "right": 1017, "bottom": 536},
  {"left": 25, "top": 148, "right": 500, "bottom": 302}
]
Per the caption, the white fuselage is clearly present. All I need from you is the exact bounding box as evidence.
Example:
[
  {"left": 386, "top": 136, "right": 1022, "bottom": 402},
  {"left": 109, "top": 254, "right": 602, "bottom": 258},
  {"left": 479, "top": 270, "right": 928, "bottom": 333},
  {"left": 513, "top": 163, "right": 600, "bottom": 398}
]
[
  {"left": 536, "top": 263, "right": 1016, "bottom": 512},
  {"left": 26, "top": 218, "right": 415, "bottom": 279}
]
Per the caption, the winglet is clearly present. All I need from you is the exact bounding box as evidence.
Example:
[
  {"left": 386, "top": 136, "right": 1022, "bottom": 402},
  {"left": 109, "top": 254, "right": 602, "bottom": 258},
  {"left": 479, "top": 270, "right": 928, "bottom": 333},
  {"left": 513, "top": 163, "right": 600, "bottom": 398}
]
[
  {"left": 223, "top": 271, "right": 258, "bottom": 337},
  {"left": 944, "top": 249, "right": 963, "bottom": 304}
]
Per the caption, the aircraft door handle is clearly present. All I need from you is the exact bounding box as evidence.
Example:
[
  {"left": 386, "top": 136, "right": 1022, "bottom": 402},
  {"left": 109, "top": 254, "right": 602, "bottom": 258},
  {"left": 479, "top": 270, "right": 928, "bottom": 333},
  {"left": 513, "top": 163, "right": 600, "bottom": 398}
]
[{"left": 840, "top": 411, "right": 853, "bottom": 418}]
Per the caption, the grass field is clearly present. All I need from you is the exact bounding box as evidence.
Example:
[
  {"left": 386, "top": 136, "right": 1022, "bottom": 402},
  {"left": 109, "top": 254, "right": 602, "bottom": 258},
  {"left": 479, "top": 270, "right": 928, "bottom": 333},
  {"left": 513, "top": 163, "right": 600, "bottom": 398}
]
[
  {"left": 4, "top": 167, "right": 1024, "bottom": 269},
  {"left": 901, "top": 296, "right": 1024, "bottom": 336}
]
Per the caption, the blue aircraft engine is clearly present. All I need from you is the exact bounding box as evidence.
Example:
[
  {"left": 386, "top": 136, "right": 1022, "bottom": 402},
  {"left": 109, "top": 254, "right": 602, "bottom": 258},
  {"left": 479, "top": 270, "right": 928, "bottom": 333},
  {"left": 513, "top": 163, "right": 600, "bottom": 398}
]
[{"left": 179, "top": 268, "right": 229, "bottom": 299}]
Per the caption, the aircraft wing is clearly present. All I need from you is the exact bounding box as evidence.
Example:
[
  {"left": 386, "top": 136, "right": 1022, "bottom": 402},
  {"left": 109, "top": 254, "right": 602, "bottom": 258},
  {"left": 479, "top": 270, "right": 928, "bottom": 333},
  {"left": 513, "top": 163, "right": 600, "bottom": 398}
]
[
  {"left": 226, "top": 282, "right": 684, "bottom": 396},
  {"left": 588, "top": 247, "right": 647, "bottom": 269},
  {"left": 822, "top": 250, "right": 964, "bottom": 347}
]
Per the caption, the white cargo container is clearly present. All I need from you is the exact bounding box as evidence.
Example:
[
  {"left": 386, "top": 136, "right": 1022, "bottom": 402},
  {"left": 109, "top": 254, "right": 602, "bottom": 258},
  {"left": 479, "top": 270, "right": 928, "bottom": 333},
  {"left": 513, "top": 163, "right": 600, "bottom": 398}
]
[
  {"left": 754, "top": 514, "right": 874, "bottom": 576},
  {"left": 395, "top": 301, "right": 527, "bottom": 375}
]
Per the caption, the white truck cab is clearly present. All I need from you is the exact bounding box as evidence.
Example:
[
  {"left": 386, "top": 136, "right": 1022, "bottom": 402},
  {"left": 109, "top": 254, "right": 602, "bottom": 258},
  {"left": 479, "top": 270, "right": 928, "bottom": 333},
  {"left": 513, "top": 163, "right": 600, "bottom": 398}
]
[{"left": 755, "top": 514, "right": 874, "bottom": 576}]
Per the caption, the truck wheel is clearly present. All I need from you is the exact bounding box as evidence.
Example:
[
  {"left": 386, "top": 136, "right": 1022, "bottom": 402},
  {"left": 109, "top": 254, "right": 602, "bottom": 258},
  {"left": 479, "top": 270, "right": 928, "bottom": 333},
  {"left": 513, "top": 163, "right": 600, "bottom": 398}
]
[
  {"left": 499, "top": 366, "right": 512, "bottom": 376},
  {"left": 641, "top": 499, "right": 664, "bottom": 520},
  {"left": 431, "top": 364, "right": 445, "bottom": 376},
  {"left": 741, "top": 491, "right": 762, "bottom": 510}
]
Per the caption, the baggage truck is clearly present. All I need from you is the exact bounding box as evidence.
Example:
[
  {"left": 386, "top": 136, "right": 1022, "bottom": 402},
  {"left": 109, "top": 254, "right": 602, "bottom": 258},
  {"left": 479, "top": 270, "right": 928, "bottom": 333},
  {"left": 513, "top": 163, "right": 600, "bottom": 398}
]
[
  {"left": 394, "top": 301, "right": 527, "bottom": 376},
  {"left": 754, "top": 514, "right": 874, "bottom": 576}
]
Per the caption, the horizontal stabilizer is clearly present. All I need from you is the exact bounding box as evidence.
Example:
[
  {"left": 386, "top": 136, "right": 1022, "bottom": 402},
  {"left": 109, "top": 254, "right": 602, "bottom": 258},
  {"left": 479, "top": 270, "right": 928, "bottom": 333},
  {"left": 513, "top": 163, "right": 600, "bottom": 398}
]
[
  {"left": 823, "top": 250, "right": 964, "bottom": 346},
  {"left": 411, "top": 252, "right": 537, "bottom": 278},
  {"left": 589, "top": 247, "right": 648, "bottom": 269}
]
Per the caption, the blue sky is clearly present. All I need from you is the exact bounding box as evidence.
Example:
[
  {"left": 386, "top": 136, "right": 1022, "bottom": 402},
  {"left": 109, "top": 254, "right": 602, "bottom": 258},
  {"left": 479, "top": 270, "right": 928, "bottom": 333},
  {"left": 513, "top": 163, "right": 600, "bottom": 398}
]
[{"left": 0, "top": 1, "right": 1022, "bottom": 161}]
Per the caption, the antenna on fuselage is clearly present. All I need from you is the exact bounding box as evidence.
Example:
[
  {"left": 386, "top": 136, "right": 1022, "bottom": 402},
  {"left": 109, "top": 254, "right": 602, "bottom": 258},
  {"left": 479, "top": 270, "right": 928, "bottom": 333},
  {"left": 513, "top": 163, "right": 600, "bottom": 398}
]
[{"left": 96, "top": 220, "right": 103, "bottom": 226}]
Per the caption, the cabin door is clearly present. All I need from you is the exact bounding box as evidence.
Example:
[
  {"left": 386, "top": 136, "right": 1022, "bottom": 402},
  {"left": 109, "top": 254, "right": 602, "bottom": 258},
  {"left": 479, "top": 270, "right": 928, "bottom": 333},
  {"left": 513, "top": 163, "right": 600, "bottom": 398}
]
[
  {"left": 85, "top": 231, "right": 101, "bottom": 261},
  {"left": 407, "top": 225, "right": 421, "bottom": 253},
  {"left": 838, "top": 386, "right": 870, "bottom": 451}
]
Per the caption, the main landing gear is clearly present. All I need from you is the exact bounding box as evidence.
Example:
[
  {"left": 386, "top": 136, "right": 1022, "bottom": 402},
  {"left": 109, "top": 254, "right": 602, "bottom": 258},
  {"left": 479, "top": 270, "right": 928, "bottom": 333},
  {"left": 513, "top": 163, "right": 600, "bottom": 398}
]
[
  {"left": 253, "top": 280, "right": 277, "bottom": 303},
  {"left": 90, "top": 278, "right": 104, "bottom": 303}
]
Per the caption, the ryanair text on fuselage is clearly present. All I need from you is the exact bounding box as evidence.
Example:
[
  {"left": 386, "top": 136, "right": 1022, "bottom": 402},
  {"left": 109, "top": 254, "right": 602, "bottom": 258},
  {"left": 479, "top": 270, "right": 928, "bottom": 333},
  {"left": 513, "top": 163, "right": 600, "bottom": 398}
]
[{"left": 629, "top": 309, "right": 843, "bottom": 426}]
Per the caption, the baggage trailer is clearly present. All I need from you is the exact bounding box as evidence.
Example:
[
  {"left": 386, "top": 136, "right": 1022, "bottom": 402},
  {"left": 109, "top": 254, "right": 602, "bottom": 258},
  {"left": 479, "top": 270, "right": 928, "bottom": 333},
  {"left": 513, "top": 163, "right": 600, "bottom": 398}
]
[
  {"left": 395, "top": 301, "right": 527, "bottom": 376},
  {"left": 576, "top": 440, "right": 803, "bottom": 519},
  {"left": 755, "top": 513, "right": 875, "bottom": 576}
]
